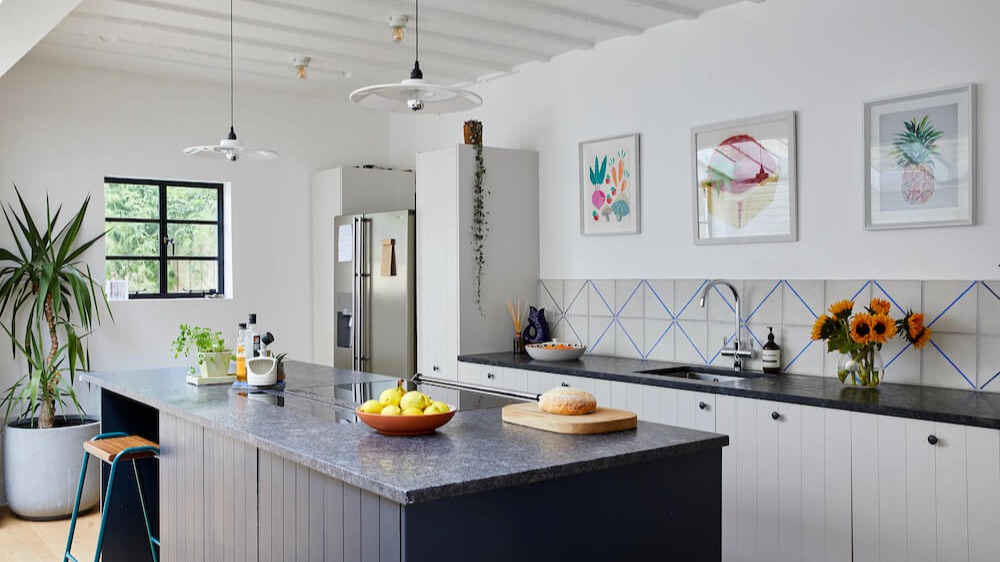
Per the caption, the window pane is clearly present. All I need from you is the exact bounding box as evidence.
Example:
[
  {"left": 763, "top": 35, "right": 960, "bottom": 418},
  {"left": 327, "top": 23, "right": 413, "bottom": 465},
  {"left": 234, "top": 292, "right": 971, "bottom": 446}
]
[
  {"left": 106, "top": 259, "right": 159, "bottom": 295},
  {"left": 105, "top": 221, "right": 159, "bottom": 257},
  {"left": 105, "top": 183, "right": 159, "bottom": 220},
  {"left": 168, "top": 260, "right": 218, "bottom": 294},
  {"left": 167, "top": 224, "right": 218, "bottom": 257},
  {"left": 167, "top": 186, "right": 218, "bottom": 221}
]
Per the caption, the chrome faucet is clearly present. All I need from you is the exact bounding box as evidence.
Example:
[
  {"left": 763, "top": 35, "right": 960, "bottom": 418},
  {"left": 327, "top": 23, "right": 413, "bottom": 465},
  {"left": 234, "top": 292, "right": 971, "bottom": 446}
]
[{"left": 699, "top": 279, "right": 754, "bottom": 371}]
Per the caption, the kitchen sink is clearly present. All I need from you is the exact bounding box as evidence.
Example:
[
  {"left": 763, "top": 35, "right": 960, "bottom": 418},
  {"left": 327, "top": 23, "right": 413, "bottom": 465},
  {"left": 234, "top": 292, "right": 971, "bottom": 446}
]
[{"left": 635, "top": 368, "right": 762, "bottom": 384}]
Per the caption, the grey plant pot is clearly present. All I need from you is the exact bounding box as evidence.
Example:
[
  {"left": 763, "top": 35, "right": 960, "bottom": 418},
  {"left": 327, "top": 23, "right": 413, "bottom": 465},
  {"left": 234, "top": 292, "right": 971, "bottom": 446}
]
[{"left": 3, "top": 415, "right": 100, "bottom": 520}]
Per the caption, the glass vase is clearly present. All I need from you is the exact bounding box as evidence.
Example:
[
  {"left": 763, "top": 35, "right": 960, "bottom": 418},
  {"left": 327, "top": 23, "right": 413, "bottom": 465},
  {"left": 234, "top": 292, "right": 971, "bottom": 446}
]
[{"left": 837, "top": 348, "right": 885, "bottom": 388}]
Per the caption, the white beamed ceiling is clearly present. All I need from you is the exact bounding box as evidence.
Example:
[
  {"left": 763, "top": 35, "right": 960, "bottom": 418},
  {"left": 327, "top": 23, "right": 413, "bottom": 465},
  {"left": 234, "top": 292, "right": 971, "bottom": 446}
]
[{"left": 21, "top": 0, "right": 761, "bottom": 99}]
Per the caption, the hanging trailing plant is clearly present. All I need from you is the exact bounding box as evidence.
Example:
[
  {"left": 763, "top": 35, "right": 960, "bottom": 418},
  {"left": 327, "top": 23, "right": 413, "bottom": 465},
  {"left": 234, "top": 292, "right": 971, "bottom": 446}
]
[{"left": 465, "top": 120, "right": 487, "bottom": 314}]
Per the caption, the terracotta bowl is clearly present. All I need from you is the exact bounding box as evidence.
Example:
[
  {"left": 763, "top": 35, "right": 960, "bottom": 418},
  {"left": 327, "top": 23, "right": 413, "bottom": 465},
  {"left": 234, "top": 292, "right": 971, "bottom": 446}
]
[{"left": 355, "top": 405, "right": 458, "bottom": 436}]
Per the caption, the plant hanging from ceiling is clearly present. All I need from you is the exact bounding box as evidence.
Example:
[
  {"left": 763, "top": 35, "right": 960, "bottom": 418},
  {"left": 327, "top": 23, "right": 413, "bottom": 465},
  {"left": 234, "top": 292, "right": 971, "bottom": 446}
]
[{"left": 466, "top": 120, "right": 487, "bottom": 314}]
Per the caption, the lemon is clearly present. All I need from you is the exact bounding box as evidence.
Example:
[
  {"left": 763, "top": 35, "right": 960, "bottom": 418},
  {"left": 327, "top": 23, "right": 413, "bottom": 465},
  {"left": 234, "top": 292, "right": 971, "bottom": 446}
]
[
  {"left": 379, "top": 381, "right": 404, "bottom": 407},
  {"left": 402, "top": 407, "right": 425, "bottom": 416},
  {"left": 400, "top": 390, "right": 430, "bottom": 411},
  {"left": 431, "top": 401, "right": 450, "bottom": 413},
  {"left": 359, "top": 399, "right": 382, "bottom": 414},
  {"left": 380, "top": 405, "right": 402, "bottom": 415}
]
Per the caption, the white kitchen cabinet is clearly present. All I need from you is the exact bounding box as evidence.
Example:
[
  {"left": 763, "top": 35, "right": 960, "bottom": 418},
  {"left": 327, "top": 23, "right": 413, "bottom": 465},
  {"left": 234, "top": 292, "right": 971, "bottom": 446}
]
[
  {"left": 415, "top": 146, "right": 539, "bottom": 380},
  {"left": 310, "top": 166, "right": 414, "bottom": 366},
  {"left": 722, "top": 398, "right": 852, "bottom": 562},
  {"left": 673, "top": 389, "right": 717, "bottom": 432},
  {"left": 851, "top": 414, "right": 1000, "bottom": 562}
]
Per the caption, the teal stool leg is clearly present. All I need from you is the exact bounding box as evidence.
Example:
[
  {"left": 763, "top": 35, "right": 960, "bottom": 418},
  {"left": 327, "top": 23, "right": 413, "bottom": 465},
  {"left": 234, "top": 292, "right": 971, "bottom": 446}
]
[
  {"left": 133, "top": 457, "right": 160, "bottom": 562},
  {"left": 91, "top": 454, "right": 126, "bottom": 562},
  {"left": 62, "top": 450, "right": 92, "bottom": 562}
]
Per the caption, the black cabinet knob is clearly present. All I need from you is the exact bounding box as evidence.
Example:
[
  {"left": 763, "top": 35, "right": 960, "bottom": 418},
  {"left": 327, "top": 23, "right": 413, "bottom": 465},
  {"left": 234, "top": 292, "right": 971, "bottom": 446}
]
[
  {"left": 928, "top": 435, "right": 939, "bottom": 445},
  {"left": 432, "top": 365, "right": 439, "bottom": 371},
  {"left": 486, "top": 372, "right": 495, "bottom": 380},
  {"left": 698, "top": 401, "right": 708, "bottom": 410},
  {"left": 560, "top": 382, "right": 569, "bottom": 387},
  {"left": 771, "top": 411, "right": 780, "bottom": 420}
]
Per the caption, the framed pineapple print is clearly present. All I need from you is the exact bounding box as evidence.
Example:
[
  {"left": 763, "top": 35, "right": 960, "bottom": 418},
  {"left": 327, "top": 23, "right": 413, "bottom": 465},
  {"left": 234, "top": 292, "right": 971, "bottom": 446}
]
[
  {"left": 579, "top": 133, "right": 640, "bottom": 235},
  {"left": 864, "top": 84, "right": 976, "bottom": 229}
]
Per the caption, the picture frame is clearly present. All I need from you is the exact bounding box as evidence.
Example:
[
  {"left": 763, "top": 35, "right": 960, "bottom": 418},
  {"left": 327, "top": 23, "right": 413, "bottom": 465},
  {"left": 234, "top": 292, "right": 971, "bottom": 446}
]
[
  {"left": 691, "top": 111, "right": 797, "bottom": 245},
  {"left": 864, "top": 84, "right": 976, "bottom": 229},
  {"left": 579, "top": 133, "right": 640, "bottom": 236}
]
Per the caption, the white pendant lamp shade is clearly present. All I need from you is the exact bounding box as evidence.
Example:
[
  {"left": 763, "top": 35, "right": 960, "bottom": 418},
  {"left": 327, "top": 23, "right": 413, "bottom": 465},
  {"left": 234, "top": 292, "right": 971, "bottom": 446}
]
[
  {"left": 184, "top": 127, "right": 278, "bottom": 162},
  {"left": 184, "top": 0, "right": 277, "bottom": 161},
  {"left": 350, "top": 76, "right": 482, "bottom": 114},
  {"left": 350, "top": 0, "right": 481, "bottom": 114}
]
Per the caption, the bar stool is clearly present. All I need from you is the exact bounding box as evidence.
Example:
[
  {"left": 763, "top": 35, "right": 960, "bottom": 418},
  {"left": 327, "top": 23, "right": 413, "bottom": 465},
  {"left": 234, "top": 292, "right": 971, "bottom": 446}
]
[{"left": 63, "top": 432, "right": 160, "bottom": 562}]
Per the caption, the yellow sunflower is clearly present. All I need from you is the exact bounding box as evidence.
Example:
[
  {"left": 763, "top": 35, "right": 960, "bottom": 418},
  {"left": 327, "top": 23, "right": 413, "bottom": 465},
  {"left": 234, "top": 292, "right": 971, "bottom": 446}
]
[
  {"left": 906, "top": 312, "right": 926, "bottom": 340},
  {"left": 913, "top": 327, "right": 932, "bottom": 349},
  {"left": 811, "top": 315, "right": 835, "bottom": 340},
  {"left": 869, "top": 314, "right": 897, "bottom": 344},
  {"left": 869, "top": 298, "right": 891, "bottom": 315},
  {"left": 828, "top": 299, "right": 854, "bottom": 320},
  {"left": 850, "top": 313, "right": 874, "bottom": 344}
]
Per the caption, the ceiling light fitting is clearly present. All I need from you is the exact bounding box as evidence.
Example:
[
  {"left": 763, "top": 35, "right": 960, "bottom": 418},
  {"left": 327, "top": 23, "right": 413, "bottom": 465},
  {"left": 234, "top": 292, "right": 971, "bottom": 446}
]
[
  {"left": 388, "top": 14, "right": 408, "bottom": 43},
  {"left": 349, "top": 0, "right": 481, "bottom": 114},
  {"left": 293, "top": 56, "right": 311, "bottom": 79},
  {"left": 183, "top": 0, "right": 277, "bottom": 162}
]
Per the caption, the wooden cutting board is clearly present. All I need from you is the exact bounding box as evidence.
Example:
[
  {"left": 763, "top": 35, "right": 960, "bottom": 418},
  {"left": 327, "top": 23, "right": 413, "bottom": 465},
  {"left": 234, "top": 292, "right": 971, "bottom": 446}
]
[{"left": 501, "top": 402, "right": 637, "bottom": 434}]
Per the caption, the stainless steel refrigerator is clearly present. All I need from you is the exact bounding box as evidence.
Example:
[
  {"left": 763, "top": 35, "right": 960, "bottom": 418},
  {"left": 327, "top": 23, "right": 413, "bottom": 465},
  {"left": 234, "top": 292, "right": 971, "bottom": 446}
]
[{"left": 333, "top": 209, "right": 416, "bottom": 378}]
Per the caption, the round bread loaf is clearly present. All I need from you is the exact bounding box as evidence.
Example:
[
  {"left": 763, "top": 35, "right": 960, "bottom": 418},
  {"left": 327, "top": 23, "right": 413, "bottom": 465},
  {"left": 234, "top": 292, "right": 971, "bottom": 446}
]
[{"left": 538, "top": 387, "right": 597, "bottom": 415}]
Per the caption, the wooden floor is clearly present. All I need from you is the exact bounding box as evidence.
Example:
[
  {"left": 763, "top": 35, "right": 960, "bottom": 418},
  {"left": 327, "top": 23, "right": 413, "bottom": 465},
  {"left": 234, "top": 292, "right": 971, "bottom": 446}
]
[{"left": 0, "top": 506, "right": 100, "bottom": 561}]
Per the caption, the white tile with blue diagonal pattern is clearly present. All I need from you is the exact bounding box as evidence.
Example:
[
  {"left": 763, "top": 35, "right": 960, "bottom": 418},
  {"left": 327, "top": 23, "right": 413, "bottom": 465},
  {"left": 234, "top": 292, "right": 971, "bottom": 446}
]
[{"left": 538, "top": 279, "right": 1000, "bottom": 393}]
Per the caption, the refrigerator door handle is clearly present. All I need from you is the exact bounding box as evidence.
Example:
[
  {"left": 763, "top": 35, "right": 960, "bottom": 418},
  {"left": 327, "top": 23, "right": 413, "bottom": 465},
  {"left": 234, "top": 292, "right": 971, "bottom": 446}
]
[
  {"left": 352, "top": 217, "right": 361, "bottom": 370},
  {"left": 359, "top": 217, "right": 373, "bottom": 372}
]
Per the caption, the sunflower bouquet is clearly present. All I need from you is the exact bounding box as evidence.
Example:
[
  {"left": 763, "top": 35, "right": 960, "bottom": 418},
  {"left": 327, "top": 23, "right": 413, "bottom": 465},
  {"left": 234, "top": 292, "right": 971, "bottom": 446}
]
[{"left": 811, "top": 297, "right": 931, "bottom": 386}]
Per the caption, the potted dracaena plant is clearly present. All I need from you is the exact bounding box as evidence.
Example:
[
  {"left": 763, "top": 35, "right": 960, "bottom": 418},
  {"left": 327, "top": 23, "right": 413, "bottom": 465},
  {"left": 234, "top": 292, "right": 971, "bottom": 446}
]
[{"left": 0, "top": 186, "right": 111, "bottom": 519}]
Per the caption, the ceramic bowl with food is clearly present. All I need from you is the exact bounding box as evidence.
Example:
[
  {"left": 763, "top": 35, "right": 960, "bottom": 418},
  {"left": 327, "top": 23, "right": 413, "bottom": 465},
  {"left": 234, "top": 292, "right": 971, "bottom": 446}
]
[
  {"left": 355, "top": 405, "right": 457, "bottom": 436},
  {"left": 524, "top": 341, "right": 587, "bottom": 361}
]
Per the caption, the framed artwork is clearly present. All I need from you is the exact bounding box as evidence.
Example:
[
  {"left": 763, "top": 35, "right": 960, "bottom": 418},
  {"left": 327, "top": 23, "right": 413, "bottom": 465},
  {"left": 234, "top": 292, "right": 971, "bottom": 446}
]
[
  {"left": 692, "top": 111, "right": 797, "bottom": 245},
  {"left": 579, "top": 133, "right": 640, "bottom": 236},
  {"left": 864, "top": 84, "right": 976, "bottom": 229}
]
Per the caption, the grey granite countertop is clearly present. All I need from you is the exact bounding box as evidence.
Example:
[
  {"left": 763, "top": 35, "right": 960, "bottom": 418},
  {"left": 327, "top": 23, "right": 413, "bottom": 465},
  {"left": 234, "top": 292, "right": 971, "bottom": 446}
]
[
  {"left": 458, "top": 353, "right": 1000, "bottom": 429},
  {"left": 81, "top": 361, "right": 727, "bottom": 505}
]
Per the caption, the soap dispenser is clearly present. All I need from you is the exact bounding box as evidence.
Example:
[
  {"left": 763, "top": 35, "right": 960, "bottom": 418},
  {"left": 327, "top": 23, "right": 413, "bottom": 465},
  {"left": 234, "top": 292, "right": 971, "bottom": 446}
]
[{"left": 762, "top": 327, "right": 781, "bottom": 374}]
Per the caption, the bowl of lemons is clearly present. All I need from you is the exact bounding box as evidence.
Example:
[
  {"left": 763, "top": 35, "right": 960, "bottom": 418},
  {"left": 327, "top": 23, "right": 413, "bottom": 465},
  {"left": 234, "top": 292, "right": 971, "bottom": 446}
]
[{"left": 355, "top": 380, "right": 457, "bottom": 436}]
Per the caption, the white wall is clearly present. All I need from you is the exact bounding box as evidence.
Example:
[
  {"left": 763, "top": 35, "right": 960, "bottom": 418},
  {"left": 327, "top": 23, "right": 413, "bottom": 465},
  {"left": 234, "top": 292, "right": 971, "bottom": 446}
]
[
  {"left": 389, "top": 0, "right": 1000, "bottom": 281},
  {"left": 0, "top": 60, "right": 390, "bottom": 390}
]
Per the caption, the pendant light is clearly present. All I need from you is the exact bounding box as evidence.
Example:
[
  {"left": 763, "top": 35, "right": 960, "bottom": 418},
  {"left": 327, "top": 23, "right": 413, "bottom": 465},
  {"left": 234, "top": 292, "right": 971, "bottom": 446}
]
[
  {"left": 184, "top": 0, "right": 277, "bottom": 161},
  {"left": 349, "top": 0, "right": 482, "bottom": 114}
]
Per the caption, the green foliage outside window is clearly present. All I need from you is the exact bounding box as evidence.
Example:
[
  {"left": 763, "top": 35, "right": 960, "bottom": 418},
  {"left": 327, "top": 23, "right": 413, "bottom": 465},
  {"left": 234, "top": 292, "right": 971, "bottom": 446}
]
[{"left": 104, "top": 180, "right": 222, "bottom": 296}]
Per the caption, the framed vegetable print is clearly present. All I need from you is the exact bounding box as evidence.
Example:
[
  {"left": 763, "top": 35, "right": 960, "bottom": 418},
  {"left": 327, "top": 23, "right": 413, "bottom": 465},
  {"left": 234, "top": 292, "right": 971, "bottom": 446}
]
[{"left": 579, "top": 133, "right": 640, "bottom": 236}]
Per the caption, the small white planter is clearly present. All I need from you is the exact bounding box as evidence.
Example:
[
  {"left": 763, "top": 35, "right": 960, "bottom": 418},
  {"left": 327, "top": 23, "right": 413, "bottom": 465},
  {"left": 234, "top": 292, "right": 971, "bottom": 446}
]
[
  {"left": 3, "top": 416, "right": 100, "bottom": 520},
  {"left": 199, "top": 350, "right": 232, "bottom": 377}
]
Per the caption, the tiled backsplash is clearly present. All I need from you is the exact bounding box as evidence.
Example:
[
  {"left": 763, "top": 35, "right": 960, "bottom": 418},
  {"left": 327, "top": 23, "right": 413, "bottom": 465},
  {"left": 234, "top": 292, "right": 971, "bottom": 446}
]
[{"left": 538, "top": 279, "right": 999, "bottom": 393}]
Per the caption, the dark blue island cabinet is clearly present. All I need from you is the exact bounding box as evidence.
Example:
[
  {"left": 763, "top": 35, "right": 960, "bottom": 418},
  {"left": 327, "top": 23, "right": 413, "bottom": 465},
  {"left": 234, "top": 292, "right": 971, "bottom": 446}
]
[{"left": 84, "top": 368, "right": 726, "bottom": 562}]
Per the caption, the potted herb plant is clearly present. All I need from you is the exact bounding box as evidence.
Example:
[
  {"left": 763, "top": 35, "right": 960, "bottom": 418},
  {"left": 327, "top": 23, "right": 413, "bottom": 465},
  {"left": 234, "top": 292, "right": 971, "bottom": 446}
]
[
  {"left": 0, "top": 187, "right": 111, "bottom": 519},
  {"left": 171, "top": 324, "right": 230, "bottom": 377}
]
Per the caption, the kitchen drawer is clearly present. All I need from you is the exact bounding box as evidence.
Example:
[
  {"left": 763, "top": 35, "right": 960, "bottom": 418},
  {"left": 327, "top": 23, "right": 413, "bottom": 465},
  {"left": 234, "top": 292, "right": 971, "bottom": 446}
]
[{"left": 458, "top": 363, "right": 507, "bottom": 390}]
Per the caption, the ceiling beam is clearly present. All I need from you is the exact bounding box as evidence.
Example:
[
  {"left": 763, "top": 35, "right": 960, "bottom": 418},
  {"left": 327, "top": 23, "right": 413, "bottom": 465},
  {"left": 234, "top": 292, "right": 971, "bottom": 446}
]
[
  {"left": 68, "top": 10, "right": 511, "bottom": 75},
  {"left": 286, "top": 0, "right": 595, "bottom": 50},
  {"left": 622, "top": 0, "right": 698, "bottom": 19},
  {"left": 242, "top": 0, "right": 555, "bottom": 63},
  {"left": 481, "top": 0, "right": 644, "bottom": 35}
]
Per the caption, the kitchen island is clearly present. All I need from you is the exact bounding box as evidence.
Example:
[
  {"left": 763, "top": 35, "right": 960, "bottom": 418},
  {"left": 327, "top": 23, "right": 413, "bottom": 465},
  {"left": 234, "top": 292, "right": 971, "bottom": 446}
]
[{"left": 82, "top": 361, "right": 728, "bottom": 562}]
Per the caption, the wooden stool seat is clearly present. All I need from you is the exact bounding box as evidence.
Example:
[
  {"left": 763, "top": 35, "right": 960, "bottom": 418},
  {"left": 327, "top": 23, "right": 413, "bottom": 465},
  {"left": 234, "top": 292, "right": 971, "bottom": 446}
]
[{"left": 83, "top": 435, "right": 159, "bottom": 464}]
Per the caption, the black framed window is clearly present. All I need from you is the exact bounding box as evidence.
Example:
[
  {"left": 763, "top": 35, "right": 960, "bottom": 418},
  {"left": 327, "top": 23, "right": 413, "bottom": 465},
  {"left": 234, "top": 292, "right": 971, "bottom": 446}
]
[{"left": 104, "top": 177, "right": 224, "bottom": 298}]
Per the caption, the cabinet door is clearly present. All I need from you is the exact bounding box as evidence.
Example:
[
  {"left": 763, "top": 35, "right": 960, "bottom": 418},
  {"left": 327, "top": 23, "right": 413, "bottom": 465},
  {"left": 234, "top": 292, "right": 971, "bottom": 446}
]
[
  {"left": 415, "top": 149, "right": 459, "bottom": 380},
  {"left": 608, "top": 381, "right": 646, "bottom": 419},
  {"left": 675, "top": 390, "right": 716, "bottom": 432},
  {"left": 503, "top": 368, "right": 528, "bottom": 392},
  {"left": 720, "top": 399, "right": 851, "bottom": 562},
  {"left": 457, "top": 363, "right": 505, "bottom": 390},
  {"left": 852, "top": 414, "right": 972, "bottom": 562},
  {"left": 967, "top": 427, "right": 1000, "bottom": 561}
]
